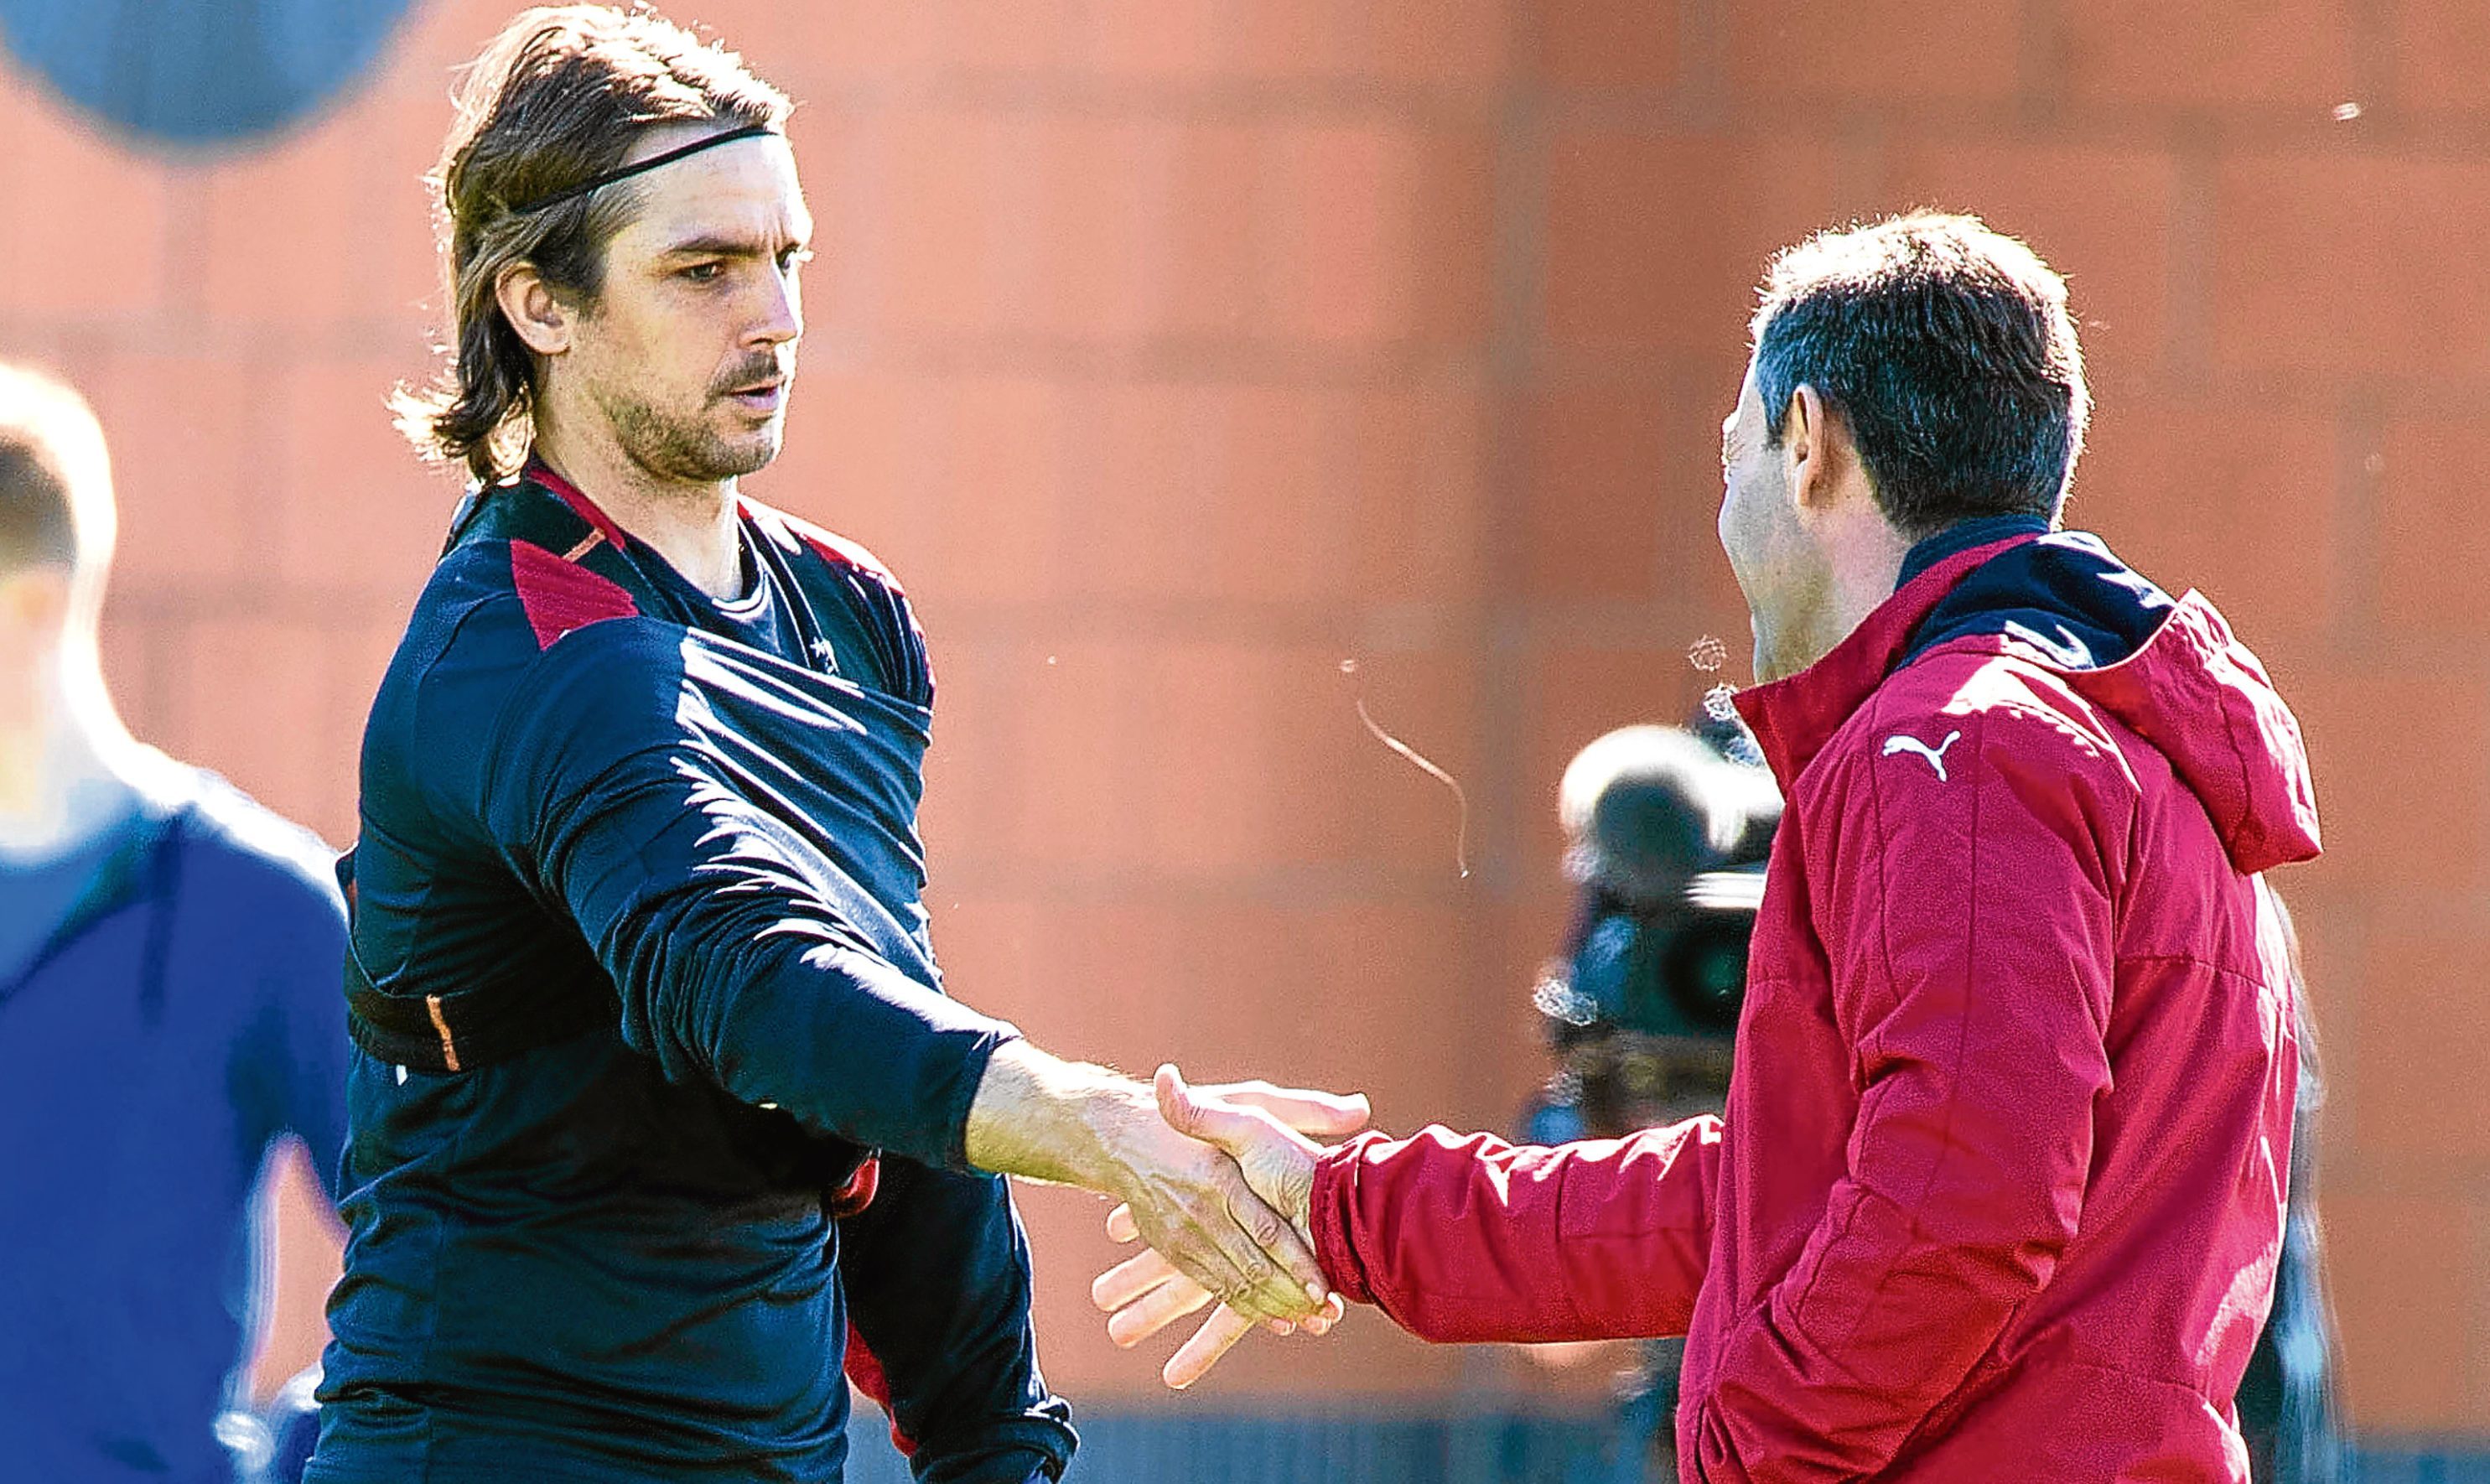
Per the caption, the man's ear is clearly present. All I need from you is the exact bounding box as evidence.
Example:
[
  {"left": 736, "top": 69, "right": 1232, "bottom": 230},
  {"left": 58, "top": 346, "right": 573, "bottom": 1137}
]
[
  {"left": 0, "top": 564, "right": 74, "bottom": 644},
  {"left": 494, "top": 261, "right": 573, "bottom": 356},
  {"left": 1784, "top": 384, "right": 1848, "bottom": 514}
]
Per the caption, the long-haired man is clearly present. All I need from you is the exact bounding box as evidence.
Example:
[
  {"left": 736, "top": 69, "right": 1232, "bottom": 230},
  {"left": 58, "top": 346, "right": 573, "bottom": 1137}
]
[{"left": 308, "top": 10, "right": 1347, "bottom": 1482}]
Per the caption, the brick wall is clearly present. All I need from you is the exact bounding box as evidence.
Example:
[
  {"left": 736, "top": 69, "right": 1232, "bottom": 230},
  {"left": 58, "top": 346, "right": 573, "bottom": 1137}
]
[{"left": 3, "top": 0, "right": 2483, "bottom": 1441}]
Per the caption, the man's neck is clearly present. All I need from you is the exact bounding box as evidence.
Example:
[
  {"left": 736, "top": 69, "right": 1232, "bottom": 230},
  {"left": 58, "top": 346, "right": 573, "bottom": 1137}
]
[
  {"left": 1757, "top": 535, "right": 1910, "bottom": 684},
  {"left": 532, "top": 417, "right": 744, "bottom": 600},
  {"left": 0, "top": 655, "right": 147, "bottom": 860}
]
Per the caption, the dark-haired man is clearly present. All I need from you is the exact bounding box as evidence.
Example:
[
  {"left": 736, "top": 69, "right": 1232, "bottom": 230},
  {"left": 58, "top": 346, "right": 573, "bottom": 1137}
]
[
  {"left": 1098, "top": 214, "right": 2321, "bottom": 1482},
  {"left": 309, "top": 9, "right": 1343, "bottom": 1484},
  {"left": 0, "top": 362, "right": 350, "bottom": 1483}
]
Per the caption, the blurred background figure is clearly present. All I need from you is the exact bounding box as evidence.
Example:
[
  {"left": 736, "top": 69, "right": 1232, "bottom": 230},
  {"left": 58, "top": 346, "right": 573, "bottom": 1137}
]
[
  {"left": 0, "top": 363, "right": 347, "bottom": 1484},
  {"left": 2238, "top": 895, "right": 2347, "bottom": 1484}
]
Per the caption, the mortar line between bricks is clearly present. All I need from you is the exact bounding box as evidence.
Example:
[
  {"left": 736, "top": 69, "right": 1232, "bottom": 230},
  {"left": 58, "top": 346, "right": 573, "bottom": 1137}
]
[
  {"left": 2162, "top": 119, "right": 2218, "bottom": 397},
  {"left": 1527, "top": 90, "right": 2490, "bottom": 157},
  {"left": 2016, "top": 0, "right": 2068, "bottom": 129},
  {"left": 702, "top": 335, "right": 1497, "bottom": 387},
  {"left": 3, "top": 314, "right": 1512, "bottom": 382},
  {"left": 805, "top": 72, "right": 1511, "bottom": 129},
  {"left": 2293, "top": 892, "right": 2366, "bottom": 1196},
  {"left": 1445, "top": 15, "right": 1546, "bottom": 1403},
  {"left": 816, "top": 64, "right": 2490, "bottom": 153},
  {"left": 921, "top": 601, "right": 1756, "bottom": 653},
  {"left": 34, "top": 319, "right": 2483, "bottom": 405},
  {"left": 2333, "top": 389, "right": 2386, "bottom": 656},
  {"left": 2314, "top": 1160, "right": 2490, "bottom": 1201},
  {"left": 1472, "top": 38, "right": 1545, "bottom": 909},
  {"left": 105, "top": 590, "right": 429, "bottom": 623},
  {"left": 158, "top": 170, "right": 211, "bottom": 334},
  {"left": 2350, "top": 0, "right": 2399, "bottom": 123},
  {"left": 1679, "top": 0, "right": 1729, "bottom": 130}
]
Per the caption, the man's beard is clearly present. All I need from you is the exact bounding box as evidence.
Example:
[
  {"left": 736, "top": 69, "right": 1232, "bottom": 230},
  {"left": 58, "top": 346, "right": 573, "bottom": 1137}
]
[{"left": 594, "top": 376, "right": 781, "bottom": 484}]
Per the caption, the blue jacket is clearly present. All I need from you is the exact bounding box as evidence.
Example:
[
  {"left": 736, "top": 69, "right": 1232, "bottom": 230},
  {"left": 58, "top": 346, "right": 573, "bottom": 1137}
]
[
  {"left": 0, "top": 765, "right": 350, "bottom": 1483},
  {"left": 311, "top": 466, "right": 1073, "bottom": 1483}
]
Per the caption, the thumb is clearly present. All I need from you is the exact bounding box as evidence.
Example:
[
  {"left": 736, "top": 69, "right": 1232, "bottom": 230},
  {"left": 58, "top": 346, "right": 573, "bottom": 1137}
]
[
  {"left": 1155, "top": 1063, "right": 1253, "bottom": 1154},
  {"left": 1211, "top": 1082, "right": 1372, "bottom": 1139}
]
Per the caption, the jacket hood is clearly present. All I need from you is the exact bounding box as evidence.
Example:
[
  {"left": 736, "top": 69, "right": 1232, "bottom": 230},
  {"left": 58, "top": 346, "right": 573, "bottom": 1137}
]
[{"left": 1735, "top": 527, "right": 2321, "bottom": 875}]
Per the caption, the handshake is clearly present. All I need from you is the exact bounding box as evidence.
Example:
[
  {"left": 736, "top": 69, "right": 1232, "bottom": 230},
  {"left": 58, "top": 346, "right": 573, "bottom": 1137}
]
[
  {"left": 1088, "top": 1066, "right": 1370, "bottom": 1389},
  {"left": 958, "top": 1040, "right": 1370, "bottom": 1391}
]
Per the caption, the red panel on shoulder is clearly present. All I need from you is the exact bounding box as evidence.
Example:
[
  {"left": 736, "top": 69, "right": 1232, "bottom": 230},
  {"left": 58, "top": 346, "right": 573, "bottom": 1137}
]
[
  {"left": 510, "top": 539, "right": 639, "bottom": 650},
  {"left": 801, "top": 532, "right": 903, "bottom": 593},
  {"left": 734, "top": 495, "right": 905, "bottom": 592}
]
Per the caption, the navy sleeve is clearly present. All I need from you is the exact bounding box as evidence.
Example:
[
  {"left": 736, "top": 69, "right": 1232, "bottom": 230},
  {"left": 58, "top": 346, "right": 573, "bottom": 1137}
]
[
  {"left": 420, "top": 611, "right": 1018, "bottom": 1170},
  {"left": 840, "top": 1158, "right": 1076, "bottom": 1483}
]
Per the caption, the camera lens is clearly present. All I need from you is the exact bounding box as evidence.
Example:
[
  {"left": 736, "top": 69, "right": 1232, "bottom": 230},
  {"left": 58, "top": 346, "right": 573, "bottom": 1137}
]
[{"left": 1661, "top": 916, "right": 1749, "bottom": 1035}]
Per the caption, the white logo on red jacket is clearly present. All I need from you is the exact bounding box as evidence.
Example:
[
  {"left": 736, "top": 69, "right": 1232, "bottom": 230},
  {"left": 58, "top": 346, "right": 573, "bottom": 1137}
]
[{"left": 1882, "top": 729, "right": 1963, "bottom": 781}]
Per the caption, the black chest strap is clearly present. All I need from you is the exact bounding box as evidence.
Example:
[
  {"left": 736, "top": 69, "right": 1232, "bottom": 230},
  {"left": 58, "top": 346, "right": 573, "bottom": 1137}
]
[{"left": 336, "top": 851, "right": 617, "bottom": 1075}]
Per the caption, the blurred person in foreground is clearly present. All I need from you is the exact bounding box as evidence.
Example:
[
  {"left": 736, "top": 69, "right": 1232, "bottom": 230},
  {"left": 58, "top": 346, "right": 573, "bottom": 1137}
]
[
  {"left": 0, "top": 363, "right": 350, "bottom": 1481},
  {"left": 306, "top": 10, "right": 1351, "bottom": 1484},
  {"left": 1097, "top": 214, "right": 2322, "bottom": 1482}
]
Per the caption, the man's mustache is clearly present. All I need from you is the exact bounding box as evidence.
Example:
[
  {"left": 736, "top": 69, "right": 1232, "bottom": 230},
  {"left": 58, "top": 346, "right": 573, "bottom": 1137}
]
[{"left": 711, "top": 355, "right": 793, "bottom": 397}]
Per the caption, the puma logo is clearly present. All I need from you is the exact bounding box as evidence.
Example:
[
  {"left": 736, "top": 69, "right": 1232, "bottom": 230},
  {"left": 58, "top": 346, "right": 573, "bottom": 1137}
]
[{"left": 1882, "top": 729, "right": 1963, "bottom": 781}]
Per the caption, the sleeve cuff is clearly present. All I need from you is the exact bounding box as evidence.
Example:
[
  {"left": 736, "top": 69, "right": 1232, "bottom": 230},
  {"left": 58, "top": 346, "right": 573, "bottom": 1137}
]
[
  {"left": 1310, "top": 1133, "right": 1388, "bottom": 1307},
  {"left": 936, "top": 1028, "right": 1021, "bottom": 1175}
]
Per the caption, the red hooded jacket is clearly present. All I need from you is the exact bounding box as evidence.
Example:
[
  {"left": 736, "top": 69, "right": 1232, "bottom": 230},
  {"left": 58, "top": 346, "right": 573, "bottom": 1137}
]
[{"left": 1309, "top": 528, "right": 2322, "bottom": 1482}]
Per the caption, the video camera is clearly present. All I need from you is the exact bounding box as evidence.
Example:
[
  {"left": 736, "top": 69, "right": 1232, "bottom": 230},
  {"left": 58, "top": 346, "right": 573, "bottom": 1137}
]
[{"left": 1526, "top": 722, "right": 1779, "bottom": 1144}]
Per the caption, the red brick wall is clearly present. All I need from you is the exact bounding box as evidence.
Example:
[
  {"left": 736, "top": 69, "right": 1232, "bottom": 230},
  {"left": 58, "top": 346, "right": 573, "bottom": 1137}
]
[{"left": 1, "top": 0, "right": 2480, "bottom": 1437}]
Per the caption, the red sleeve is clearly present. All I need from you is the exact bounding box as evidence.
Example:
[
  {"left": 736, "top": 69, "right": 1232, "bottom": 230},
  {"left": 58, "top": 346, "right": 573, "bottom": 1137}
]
[
  {"left": 1689, "top": 700, "right": 2123, "bottom": 1484},
  {"left": 1308, "top": 1118, "right": 1720, "bottom": 1344}
]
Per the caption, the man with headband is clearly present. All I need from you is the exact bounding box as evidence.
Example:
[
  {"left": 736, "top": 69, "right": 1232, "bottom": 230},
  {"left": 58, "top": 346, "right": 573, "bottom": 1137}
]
[{"left": 305, "top": 9, "right": 1350, "bottom": 1482}]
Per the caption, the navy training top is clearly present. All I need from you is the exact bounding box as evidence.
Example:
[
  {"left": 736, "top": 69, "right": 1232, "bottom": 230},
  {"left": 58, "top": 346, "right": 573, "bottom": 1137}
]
[
  {"left": 309, "top": 464, "right": 1072, "bottom": 1483},
  {"left": 0, "top": 761, "right": 349, "bottom": 1483}
]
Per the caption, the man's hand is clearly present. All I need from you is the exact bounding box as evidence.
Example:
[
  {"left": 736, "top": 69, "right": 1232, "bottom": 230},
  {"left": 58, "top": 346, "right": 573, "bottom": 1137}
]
[
  {"left": 1091, "top": 1066, "right": 1350, "bottom": 1388},
  {"left": 962, "top": 1042, "right": 1331, "bottom": 1326}
]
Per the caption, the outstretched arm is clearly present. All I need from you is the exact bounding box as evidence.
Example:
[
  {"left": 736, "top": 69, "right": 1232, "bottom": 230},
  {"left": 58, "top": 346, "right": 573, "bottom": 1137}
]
[
  {"left": 1310, "top": 1118, "right": 1721, "bottom": 1344},
  {"left": 451, "top": 620, "right": 1330, "bottom": 1326},
  {"left": 1095, "top": 1069, "right": 1717, "bottom": 1384}
]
